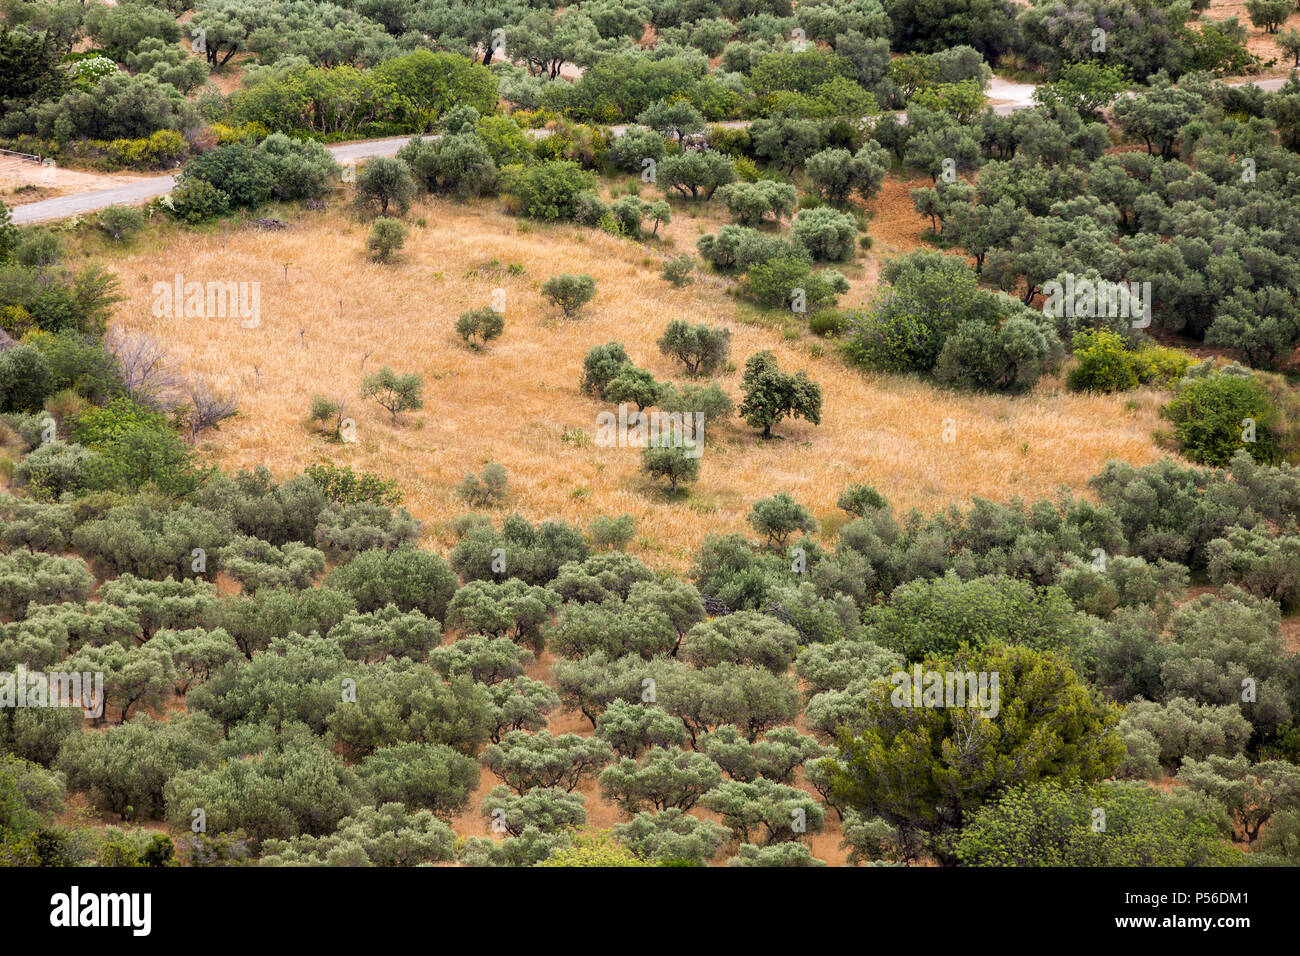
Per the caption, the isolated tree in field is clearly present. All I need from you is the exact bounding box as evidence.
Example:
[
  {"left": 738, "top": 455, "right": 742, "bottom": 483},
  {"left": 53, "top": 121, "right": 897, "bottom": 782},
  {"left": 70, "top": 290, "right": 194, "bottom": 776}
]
[
  {"left": 97, "top": 206, "right": 144, "bottom": 242},
  {"left": 661, "top": 254, "right": 694, "bottom": 286},
  {"left": 646, "top": 200, "right": 671, "bottom": 237},
  {"left": 458, "top": 461, "right": 509, "bottom": 507},
  {"left": 738, "top": 351, "right": 822, "bottom": 438},
  {"left": 456, "top": 307, "right": 505, "bottom": 349},
  {"left": 481, "top": 730, "right": 614, "bottom": 793},
  {"left": 307, "top": 395, "right": 349, "bottom": 439},
  {"left": 658, "top": 320, "right": 732, "bottom": 376},
  {"left": 366, "top": 218, "right": 407, "bottom": 262},
  {"left": 636, "top": 99, "right": 706, "bottom": 142},
  {"left": 360, "top": 367, "right": 423, "bottom": 422},
  {"left": 747, "top": 492, "right": 817, "bottom": 551},
  {"left": 642, "top": 438, "right": 700, "bottom": 494},
  {"left": 356, "top": 157, "right": 417, "bottom": 216},
  {"left": 542, "top": 274, "right": 596, "bottom": 319}
]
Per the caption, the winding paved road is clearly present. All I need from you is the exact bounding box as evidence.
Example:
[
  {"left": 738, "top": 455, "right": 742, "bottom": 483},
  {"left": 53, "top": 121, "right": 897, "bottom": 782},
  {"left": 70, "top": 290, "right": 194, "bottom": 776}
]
[{"left": 8, "top": 75, "right": 1290, "bottom": 225}]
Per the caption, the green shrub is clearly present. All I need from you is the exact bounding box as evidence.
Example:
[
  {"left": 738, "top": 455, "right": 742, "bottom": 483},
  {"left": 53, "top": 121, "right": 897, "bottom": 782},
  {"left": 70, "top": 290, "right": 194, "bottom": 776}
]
[
  {"left": 458, "top": 462, "right": 509, "bottom": 507},
  {"left": 661, "top": 255, "right": 695, "bottom": 286},
  {"left": 1162, "top": 373, "right": 1281, "bottom": 466},
  {"left": 791, "top": 207, "right": 858, "bottom": 262},
  {"left": 499, "top": 161, "right": 596, "bottom": 220},
  {"left": 366, "top": 218, "right": 408, "bottom": 262},
  {"left": 97, "top": 205, "right": 144, "bottom": 241}
]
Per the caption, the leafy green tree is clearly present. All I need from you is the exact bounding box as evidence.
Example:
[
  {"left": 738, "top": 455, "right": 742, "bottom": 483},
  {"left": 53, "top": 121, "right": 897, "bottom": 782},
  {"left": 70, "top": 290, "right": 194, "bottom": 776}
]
[
  {"left": 1177, "top": 755, "right": 1300, "bottom": 843},
  {"left": 326, "top": 545, "right": 456, "bottom": 623},
  {"left": 548, "top": 596, "right": 679, "bottom": 659},
  {"left": 541, "top": 274, "right": 596, "bottom": 319},
  {"left": 445, "top": 579, "right": 559, "bottom": 652},
  {"left": 642, "top": 438, "right": 700, "bottom": 494},
  {"left": 657, "top": 320, "right": 731, "bottom": 376},
  {"left": 366, "top": 218, "right": 408, "bottom": 263},
  {"left": 746, "top": 492, "right": 817, "bottom": 551},
  {"left": 481, "top": 730, "right": 614, "bottom": 794},
  {"left": 579, "top": 341, "right": 632, "bottom": 398},
  {"left": 259, "top": 803, "right": 456, "bottom": 866},
  {"left": 829, "top": 642, "right": 1126, "bottom": 859},
  {"left": 754, "top": 726, "right": 828, "bottom": 783},
  {"left": 606, "top": 366, "right": 662, "bottom": 421},
  {"left": 456, "top": 307, "right": 505, "bottom": 349},
  {"left": 739, "top": 351, "right": 822, "bottom": 438},
  {"left": 57, "top": 714, "right": 216, "bottom": 820},
  {"left": 714, "top": 180, "right": 798, "bottom": 226},
  {"left": 869, "top": 572, "right": 1096, "bottom": 663},
  {"left": 429, "top": 635, "right": 531, "bottom": 684},
  {"left": 1245, "top": 0, "right": 1290, "bottom": 33},
  {"left": 359, "top": 366, "right": 424, "bottom": 422},
  {"left": 479, "top": 785, "right": 586, "bottom": 837},
  {"left": 355, "top": 743, "right": 479, "bottom": 816},
  {"left": 804, "top": 141, "right": 889, "bottom": 205},
  {"left": 727, "top": 842, "right": 828, "bottom": 866},
  {"left": 595, "top": 700, "right": 687, "bottom": 758},
  {"left": 1162, "top": 372, "right": 1280, "bottom": 466},
  {"left": 599, "top": 746, "right": 723, "bottom": 813},
  {"left": 485, "top": 676, "right": 560, "bottom": 742},
  {"left": 682, "top": 610, "right": 800, "bottom": 672},
  {"left": 63, "top": 643, "right": 176, "bottom": 724},
  {"left": 330, "top": 606, "right": 441, "bottom": 663},
  {"left": 637, "top": 99, "right": 706, "bottom": 142},
  {"left": 792, "top": 206, "right": 858, "bottom": 261},
  {"left": 1117, "top": 697, "right": 1251, "bottom": 778},
  {"left": 97, "top": 206, "right": 144, "bottom": 242},
  {"left": 458, "top": 462, "right": 509, "bottom": 507},
  {"left": 615, "top": 808, "right": 729, "bottom": 864},
  {"left": 949, "top": 781, "right": 1238, "bottom": 866},
  {"left": 702, "top": 778, "right": 826, "bottom": 845},
  {"left": 355, "top": 157, "right": 417, "bottom": 216},
  {"left": 164, "top": 730, "right": 366, "bottom": 845},
  {"left": 499, "top": 160, "right": 596, "bottom": 220},
  {"left": 328, "top": 663, "right": 493, "bottom": 757},
  {"left": 1278, "top": 28, "right": 1300, "bottom": 68},
  {"left": 658, "top": 150, "right": 736, "bottom": 200}
]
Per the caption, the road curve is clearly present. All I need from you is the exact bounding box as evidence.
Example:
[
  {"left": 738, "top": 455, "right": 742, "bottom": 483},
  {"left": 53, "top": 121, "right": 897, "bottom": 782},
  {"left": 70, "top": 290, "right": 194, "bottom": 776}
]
[
  {"left": 7, "top": 75, "right": 1290, "bottom": 225},
  {"left": 10, "top": 135, "right": 433, "bottom": 225}
]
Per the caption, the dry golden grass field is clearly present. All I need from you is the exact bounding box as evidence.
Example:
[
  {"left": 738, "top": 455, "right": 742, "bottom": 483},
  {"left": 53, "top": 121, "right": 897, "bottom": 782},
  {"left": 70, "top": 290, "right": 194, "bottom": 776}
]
[{"left": 102, "top": 182, "right": 1171, "bottom": 570}]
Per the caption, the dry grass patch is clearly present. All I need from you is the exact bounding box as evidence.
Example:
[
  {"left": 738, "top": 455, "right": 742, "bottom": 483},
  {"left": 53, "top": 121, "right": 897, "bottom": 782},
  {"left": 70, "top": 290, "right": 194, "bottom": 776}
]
[{"left": 106, "top": 196, "right": 1168, "bottom": 569}]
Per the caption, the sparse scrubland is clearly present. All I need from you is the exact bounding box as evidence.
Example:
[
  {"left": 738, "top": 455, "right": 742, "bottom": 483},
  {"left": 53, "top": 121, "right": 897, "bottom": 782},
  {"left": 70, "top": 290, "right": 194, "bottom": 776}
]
[{"left": 2, "top": 0, "right": 1300, "bottom": 880}]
